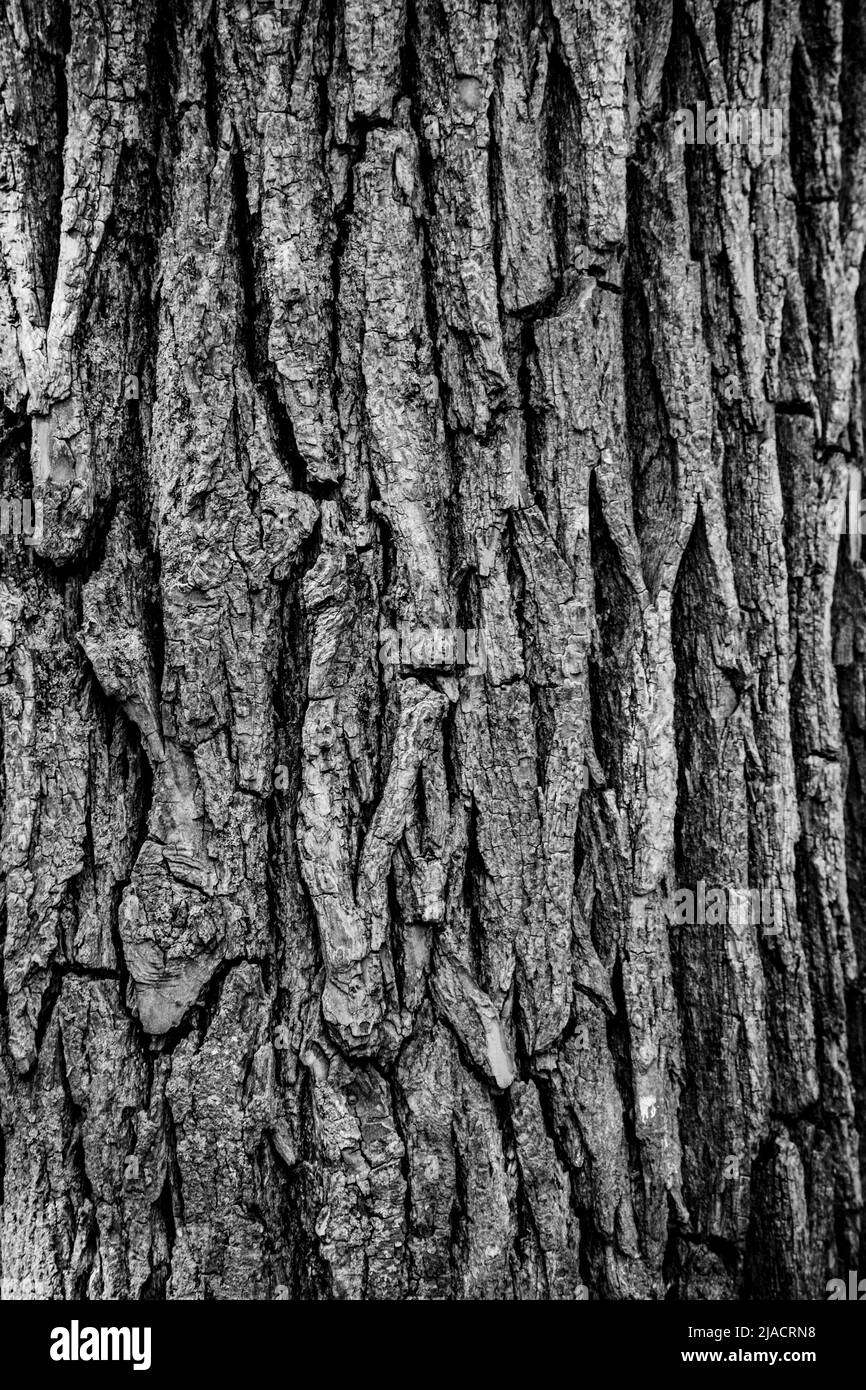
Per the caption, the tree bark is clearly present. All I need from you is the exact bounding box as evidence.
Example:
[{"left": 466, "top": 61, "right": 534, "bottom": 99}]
[{"left": 0, "top": 0, "right": 864, "bottom": 1301}]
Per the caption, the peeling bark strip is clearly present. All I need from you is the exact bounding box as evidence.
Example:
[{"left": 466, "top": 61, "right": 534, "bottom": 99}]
[{"left": 0, "top": 0, "right": 864, "bottom": 1303}]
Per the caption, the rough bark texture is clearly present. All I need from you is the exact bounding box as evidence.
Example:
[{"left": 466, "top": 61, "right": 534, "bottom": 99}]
[{"left": 0, "top": 0, "right": 864, "bottom": 1301}]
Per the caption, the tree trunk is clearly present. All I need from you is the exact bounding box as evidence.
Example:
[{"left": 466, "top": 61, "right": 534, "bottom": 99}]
[{"left": 0, "top": 0, "right": 864, "bottom": 1302}]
